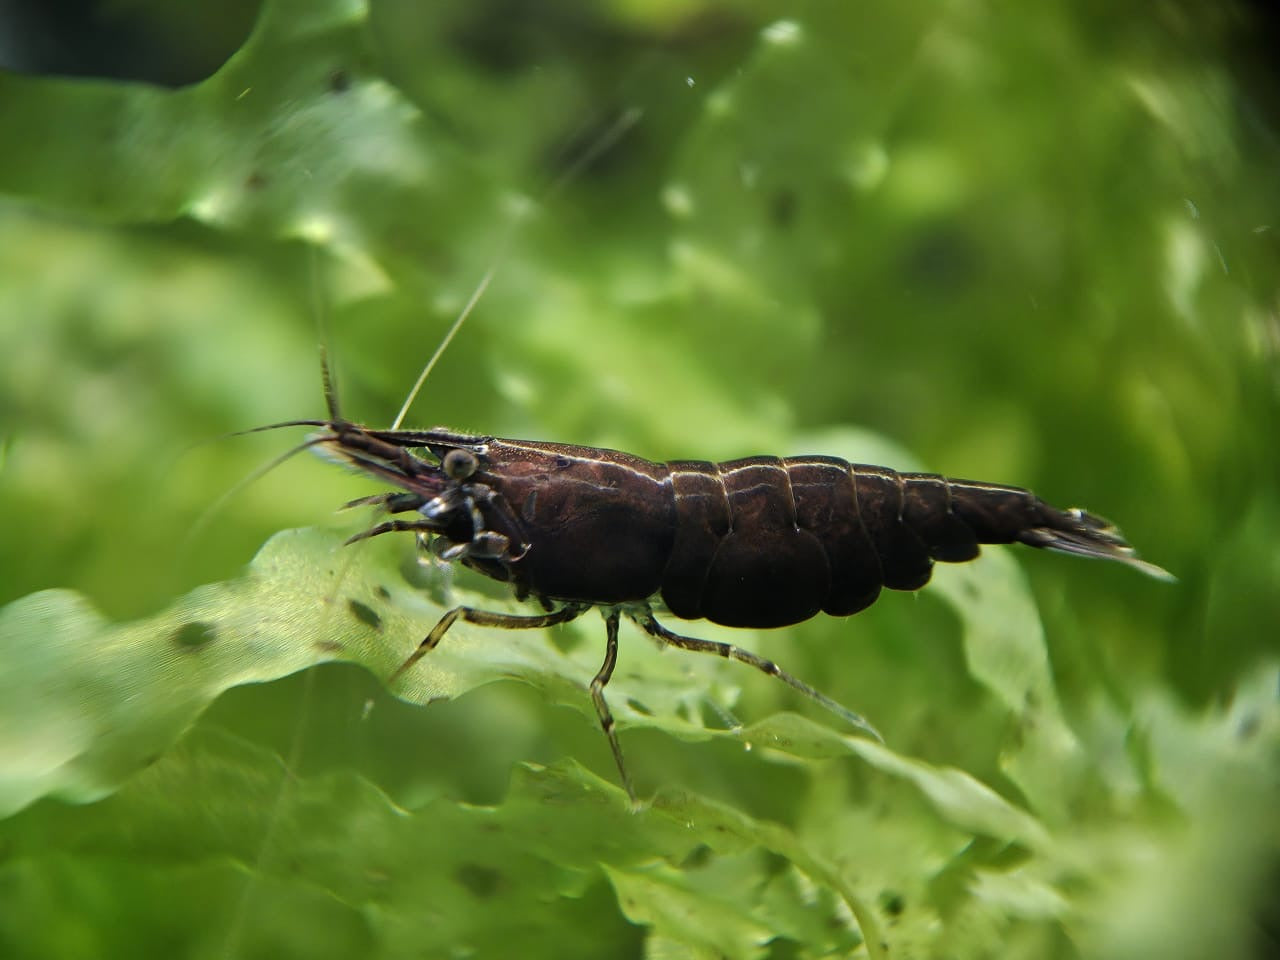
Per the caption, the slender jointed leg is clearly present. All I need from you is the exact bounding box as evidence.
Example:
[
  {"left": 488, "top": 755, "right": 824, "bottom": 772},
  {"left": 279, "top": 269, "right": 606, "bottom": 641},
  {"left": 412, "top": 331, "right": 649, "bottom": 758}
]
[
  {"left": 589, "top": 610, "right": 634, "bottom": 802},
  {"left": 631, "top": 610, "right": 883, "bottom": 743},
  {"left": 345, "top": 518, "right": 437, "bottom": 546},
  {"left": 389, "top": 602, "right": 587, "bottom": 684},
  {"left": 342, "top": 491, "right": 427, "bottom": 513}
]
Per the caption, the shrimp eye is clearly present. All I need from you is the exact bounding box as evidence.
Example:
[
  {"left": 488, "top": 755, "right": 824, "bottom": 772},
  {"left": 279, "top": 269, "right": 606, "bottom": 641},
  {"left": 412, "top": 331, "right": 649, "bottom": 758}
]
[{"left": 443, "top": 448, "right": 478, "bottom": 480}]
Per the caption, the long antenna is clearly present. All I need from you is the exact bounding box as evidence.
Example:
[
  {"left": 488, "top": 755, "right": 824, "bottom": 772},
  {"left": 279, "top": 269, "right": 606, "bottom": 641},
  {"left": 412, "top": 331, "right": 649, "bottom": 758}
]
[
  {"left": 180, "top": 435, "right": 332, "bottom": 553},
  {"left": 320, "top": 341, "right": 341, "bottom": 423},
  {"left": 389, "top": 106, "right": 643, "bottom": 431},
  {"left": 389, "top": 261, "right": 497, "bottom": 430},
  {"left": 309, "top": 246, "right": 344, "bottom": 422}
]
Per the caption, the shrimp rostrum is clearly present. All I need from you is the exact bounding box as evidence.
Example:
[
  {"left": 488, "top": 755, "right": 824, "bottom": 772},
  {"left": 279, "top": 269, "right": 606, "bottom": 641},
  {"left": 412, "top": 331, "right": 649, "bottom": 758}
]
[{"left": 310, "top": 417, "right": 1169, "bottom": 798}]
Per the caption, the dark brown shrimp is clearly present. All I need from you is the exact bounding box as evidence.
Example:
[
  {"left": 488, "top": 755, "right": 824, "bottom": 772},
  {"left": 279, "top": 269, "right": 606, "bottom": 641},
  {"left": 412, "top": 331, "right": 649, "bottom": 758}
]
[{"left": 308, "top": 416, "right": 1169, "bottom": 800}]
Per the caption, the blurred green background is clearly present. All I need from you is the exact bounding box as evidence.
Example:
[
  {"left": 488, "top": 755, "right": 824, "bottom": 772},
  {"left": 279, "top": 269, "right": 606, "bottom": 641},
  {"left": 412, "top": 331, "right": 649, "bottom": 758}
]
[{"left": 1, "top": 1, "right": 1277, "bottom": 958}]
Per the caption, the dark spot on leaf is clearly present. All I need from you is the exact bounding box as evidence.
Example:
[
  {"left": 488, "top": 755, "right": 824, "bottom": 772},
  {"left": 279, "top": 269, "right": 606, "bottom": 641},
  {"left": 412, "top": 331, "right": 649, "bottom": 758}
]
[
  {"left": 376, "top": 584, "right": 391, "bottom": 600},
  {"left": 328, "top": 68, "right": 351, "bottom": 93},
  {"left": 546, "top": 621, "right": 581, "bottom": 655},
  {"left": 901, "top": 223, "right": 978, "bottom": 296},
  {"left": 881, "top": 890, "right": 905, "bottom": 917},
  {"left": 172, "top": 621, "right": 215, "bottom": 650},
  {"left": 679, "top": 701, "right": 698, "bottom": 725},
  {"left": 626, "top": 697, "right": 652, "bottom": 717},
  {"left": 1007, "top": 722, "right": 1026, "bottom": 752},
  {"left": 762, "top": 938, "right": 803, "bottom": 960},
  {"left": 960, "top": 578, "right": 980, "bottom": 600},
  {"left": 455, "top": 863, "right": 503, "bottom": 899},
  {"left": 349, "top": 599, "right": 382, "bottom": 630},
  {"left": 761, "top": 851, "right": 789, "bottom": 877},
  {"left": 1236, "top": 711, "right": 1260, "bottom": 740},
  {"left": 769, "top": 188, "right": 798, "bottom": 228},
  {"left": 245, "top": 170, "right": 268, "bottom": 191},
  {"left": 314, "top": 640, "right": 345, "bottom": 654},
  {"left": 679, "top": 844, "right": 713, "bottom": 869}
]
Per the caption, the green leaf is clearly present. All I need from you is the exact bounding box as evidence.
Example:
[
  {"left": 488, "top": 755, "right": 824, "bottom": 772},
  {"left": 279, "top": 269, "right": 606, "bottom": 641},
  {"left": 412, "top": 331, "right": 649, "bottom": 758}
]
[{"left": 0, "top": 0, "right": 478, "bottom": 269}]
